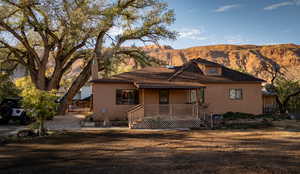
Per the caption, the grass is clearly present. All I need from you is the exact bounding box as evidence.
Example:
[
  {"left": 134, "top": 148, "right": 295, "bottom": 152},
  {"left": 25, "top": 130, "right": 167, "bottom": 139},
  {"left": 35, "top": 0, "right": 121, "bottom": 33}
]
[{"left": 1, "top": 128, "right": 300, "bottom": 174}]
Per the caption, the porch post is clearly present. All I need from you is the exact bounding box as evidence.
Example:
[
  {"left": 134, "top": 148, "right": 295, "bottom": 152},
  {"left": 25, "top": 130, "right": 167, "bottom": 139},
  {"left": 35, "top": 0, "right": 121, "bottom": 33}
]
[
  {"left": 169, "top": 104, "right": 173, "bottom": 119},
  {"left": 142, "top": 89, "right": 145, "bottom": 117},
  {"left": 142, "top": 89, "right": 145, "bottom": 105},
  {"left": 195, "top": 88, "right": 201, "bottom": 118}
]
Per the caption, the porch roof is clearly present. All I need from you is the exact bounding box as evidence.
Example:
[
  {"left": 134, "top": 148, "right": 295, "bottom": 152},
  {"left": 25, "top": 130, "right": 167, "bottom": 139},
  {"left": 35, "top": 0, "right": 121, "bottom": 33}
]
[{"left": 134, "top": 81, "right": 205, "bottom": 89}]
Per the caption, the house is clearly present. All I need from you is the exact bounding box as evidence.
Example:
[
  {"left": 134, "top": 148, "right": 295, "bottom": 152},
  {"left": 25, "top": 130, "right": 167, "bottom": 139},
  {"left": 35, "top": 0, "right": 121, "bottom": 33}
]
[
  {"left": 73, "top": 85, "right": 92, "bottom": 100},
  {"left": 91, "top": 58, "right": 265, "bottom": 127}
]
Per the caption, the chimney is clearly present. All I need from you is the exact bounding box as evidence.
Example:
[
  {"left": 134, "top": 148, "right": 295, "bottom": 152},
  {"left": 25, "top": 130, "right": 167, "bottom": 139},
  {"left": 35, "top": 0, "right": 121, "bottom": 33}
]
[{"left": 91, "top": 54, "right": 99, "bottom": 80}]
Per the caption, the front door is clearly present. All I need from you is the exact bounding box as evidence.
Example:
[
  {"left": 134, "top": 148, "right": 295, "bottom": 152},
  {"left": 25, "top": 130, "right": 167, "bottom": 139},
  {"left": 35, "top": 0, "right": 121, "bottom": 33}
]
[{"left": 159, "top": 90, "right": 169, "bottom": 115}]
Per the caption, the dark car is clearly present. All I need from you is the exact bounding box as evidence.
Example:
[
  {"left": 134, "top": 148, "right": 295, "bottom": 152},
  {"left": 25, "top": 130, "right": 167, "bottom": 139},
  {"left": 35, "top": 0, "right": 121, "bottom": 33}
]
[{"left": 0, "top": 98, "right": 30, "bottom": 125}]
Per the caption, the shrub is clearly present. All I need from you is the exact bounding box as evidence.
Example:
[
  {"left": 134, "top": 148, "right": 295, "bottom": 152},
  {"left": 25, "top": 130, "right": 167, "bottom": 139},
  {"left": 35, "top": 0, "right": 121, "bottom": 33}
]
[
  {"left": 17, "top": 77, "right": 58, "bottom": 136},
  {"left": 222, "top": 112, "right": 255, "bottom": 120}
]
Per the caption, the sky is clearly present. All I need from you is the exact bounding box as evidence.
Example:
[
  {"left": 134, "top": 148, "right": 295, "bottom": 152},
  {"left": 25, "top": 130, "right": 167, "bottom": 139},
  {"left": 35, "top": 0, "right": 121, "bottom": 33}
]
[{"left": 160, "top": 0, "right": 300, "bottom": 49}]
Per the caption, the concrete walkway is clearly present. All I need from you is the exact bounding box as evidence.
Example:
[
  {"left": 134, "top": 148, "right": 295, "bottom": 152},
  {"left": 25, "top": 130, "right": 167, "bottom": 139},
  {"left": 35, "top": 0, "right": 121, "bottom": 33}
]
[{"left": 45, "top": 114, "right": 85, "bottom": 131}]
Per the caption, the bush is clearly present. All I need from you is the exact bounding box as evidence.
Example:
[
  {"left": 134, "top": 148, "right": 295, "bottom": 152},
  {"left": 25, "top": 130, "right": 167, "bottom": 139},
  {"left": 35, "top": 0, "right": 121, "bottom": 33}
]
[
  {"left": 222, "top": 112, "right": 255, "bottom": 120},
  {"left": 16, "top": 77, "right": 58, "bottom": 136}
]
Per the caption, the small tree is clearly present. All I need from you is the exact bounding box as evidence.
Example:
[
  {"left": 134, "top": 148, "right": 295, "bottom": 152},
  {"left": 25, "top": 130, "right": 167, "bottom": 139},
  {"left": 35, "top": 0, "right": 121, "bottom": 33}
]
[
  {"left": 17, "top": 77, "right": 57, "bottom": 136},
  {"left": 266, "top": 77, "right": 300, "bottom": 114}
]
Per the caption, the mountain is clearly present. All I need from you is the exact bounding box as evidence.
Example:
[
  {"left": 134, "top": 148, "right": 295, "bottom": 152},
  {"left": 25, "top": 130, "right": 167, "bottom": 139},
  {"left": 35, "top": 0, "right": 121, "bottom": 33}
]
[
  {"left": 12, "top": 44, "right": 300, "bottom": 84},
  {"left": 142, "top": 44, "right": 300, "bottom": 82}
]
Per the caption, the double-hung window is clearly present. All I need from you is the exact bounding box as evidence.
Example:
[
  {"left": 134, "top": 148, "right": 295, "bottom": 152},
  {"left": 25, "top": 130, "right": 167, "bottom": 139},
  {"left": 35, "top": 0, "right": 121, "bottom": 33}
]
[
  {"left": 229, "top": 88, "right": 243, "bottom": 100},
  {"left": 116, "top": 89, "right": 139, "bottom": 105},
  {"left": 189, "top": 88, "right": 205, "bottom": 104}
]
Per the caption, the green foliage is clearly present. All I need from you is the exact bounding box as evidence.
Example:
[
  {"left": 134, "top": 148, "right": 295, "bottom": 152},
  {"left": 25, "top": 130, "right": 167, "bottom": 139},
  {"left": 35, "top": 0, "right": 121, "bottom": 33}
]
[
  {"left": 266, "top": 77, "right": 300, "bottom": 112},
  {"left": 0, "top": 74, "right": 20, "bottom": 103},
  {"left": 16, "top": 77, "right": 58, "bottom": 135},
  {"left": 0, "top": 49, "right": 20, "bottom": 102},
  {"left": 276, "top": 78, "right": 300, "bottom": 110},
  {"left": 21, "top": 87, "right": 58, "bottom": 120}
]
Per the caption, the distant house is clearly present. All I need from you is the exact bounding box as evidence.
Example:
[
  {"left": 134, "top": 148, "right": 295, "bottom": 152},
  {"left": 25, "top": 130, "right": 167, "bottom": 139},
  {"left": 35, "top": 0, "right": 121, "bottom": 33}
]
[
  {"left": 91, "top": 58, "right": 265, "bottom": 126},
  {"left": 262, "top": 87, "right": 277, "bottom": 113},
  {"left": 73, "top": 85, "right": 92, "bottom": 100}
]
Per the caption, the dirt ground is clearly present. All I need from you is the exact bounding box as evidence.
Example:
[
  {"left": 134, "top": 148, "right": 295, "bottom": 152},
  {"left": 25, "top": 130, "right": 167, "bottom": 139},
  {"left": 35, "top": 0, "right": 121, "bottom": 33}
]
[{"left": 0, "top": 129, "right": 300, "bottom": 174}]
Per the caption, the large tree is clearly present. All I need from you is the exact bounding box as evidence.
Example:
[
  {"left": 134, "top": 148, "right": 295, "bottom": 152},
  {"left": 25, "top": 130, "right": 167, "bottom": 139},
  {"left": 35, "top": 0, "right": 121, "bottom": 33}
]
[
  {"left": 0, "top": 0, "right": 176, "bottom": 114},
  {"left": 0, "top": 48, "right": 20, "bottom": 102},
  {"left": 264, "top": 63, "right": 300, "bottom": 113},
  {"left": 266, "top": 77, "right": 300, "bottom": 114}
]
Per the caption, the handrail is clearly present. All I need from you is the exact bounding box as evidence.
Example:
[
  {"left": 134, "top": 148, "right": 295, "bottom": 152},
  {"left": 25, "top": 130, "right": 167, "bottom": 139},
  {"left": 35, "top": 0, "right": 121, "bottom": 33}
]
[
  {"left": 128, "top": 104, "right": 145, "bottom": 127},
  {"left": 128, "top": 104, "right": 143, "bottom": 113},
  {"left": 132, "top": 105, "right": 144, "bottom": 112}
]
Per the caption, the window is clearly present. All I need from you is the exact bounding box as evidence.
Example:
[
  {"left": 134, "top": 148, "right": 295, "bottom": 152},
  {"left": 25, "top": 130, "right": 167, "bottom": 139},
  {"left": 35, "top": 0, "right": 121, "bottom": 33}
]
[
  {"left": 189, "top": 88, "right": 205, "bottom": 104},
  {"left": 190, "top": 90, "right": 197, "bottom": 103},
  {"left": 116, "top": 89, "right": 139, "bottom": 105},
  {"left": 199, "top": 88, "right": 205, "bottom": 103},
  {"left": 159, "top": 90, "right": 169, "bottom": 104},
  {"left": 229, "top": 88, "right": 243, "bottom": 100}
]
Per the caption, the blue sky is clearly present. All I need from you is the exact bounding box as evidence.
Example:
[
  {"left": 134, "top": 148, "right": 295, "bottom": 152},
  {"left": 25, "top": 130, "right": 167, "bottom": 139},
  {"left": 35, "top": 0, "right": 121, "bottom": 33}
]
[{"left": 161, "top": 0, "right": 300, "bottom": 49}]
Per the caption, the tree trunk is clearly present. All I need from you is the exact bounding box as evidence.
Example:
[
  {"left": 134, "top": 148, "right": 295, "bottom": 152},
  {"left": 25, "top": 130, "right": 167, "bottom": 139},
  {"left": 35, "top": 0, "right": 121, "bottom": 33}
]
[
  {"left": 57, "top": 60, "right": 93, "bottom": 115},
  {"left": 275, "top": 89, "right": 300, "bottom": 114},
  {"left": 275, "top": 96, "right": 286, "bottom": 114},
  {"left": 38, "top": 118, "right": 45, "bottom": 136}
]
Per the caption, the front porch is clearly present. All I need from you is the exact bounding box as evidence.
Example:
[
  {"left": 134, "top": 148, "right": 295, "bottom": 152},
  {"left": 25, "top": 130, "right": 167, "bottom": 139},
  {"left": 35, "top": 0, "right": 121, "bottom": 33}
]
[
  {"left": 128, "top": 103, "right": 211, "bottom": 129},
  {"left": 127, "top": 86, "right": 211, "bottom": 129}
]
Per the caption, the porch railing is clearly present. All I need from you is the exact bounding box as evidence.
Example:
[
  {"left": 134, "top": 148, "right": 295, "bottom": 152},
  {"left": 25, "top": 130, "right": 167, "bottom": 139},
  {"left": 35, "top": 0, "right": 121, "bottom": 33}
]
[
  {"left": 128, "top": 104, "right": 210, "bottom": 128},
  {"left": 128, "top": 104, "right": 144, "bottom": 126},
  {"left": 144, "top": 104, "right": 199, "bottom": 119}
]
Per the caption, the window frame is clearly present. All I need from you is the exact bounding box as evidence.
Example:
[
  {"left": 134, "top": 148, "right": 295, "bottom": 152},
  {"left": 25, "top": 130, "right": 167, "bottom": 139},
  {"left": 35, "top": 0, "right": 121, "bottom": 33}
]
[
  {"left": 188, "top": 88, "right": 205, "bottom": 104},
  {"left": 229, "top": 88, "right": 243, "bottom": 100},
  {"left": 116, "top": 89, "right": 139, "bottom": 105}
]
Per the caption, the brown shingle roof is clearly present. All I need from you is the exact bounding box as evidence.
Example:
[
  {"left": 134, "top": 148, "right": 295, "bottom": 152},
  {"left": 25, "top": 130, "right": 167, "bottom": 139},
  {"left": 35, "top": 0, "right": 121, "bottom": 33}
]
[
  {"left": 135, "top": 80, "right": 205, "bottom": 89},
  {"left": 91, "top": 58, "right": 265, "bottom": 87}
]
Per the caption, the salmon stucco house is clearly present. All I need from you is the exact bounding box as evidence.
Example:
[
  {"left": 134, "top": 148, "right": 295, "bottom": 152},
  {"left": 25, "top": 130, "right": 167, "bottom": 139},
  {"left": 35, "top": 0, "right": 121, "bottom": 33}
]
[{"left": 91, "top": 58, "right": 265, "bottom": 128}]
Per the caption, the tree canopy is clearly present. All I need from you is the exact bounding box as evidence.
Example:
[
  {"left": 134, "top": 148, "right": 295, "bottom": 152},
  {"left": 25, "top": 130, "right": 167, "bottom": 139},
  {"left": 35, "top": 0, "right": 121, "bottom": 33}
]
[{"left": 266, "top": 76, "right": 300, "bottom": 113}]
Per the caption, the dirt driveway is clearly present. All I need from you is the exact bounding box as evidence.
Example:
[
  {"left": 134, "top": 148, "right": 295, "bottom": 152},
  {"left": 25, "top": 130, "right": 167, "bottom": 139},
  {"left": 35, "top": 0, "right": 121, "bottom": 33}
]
[
  {"left": 0, "top": 114, "right": 84, "bottom": 137},
  {"left": 0, "top": 129, "right": 300, "bottom": 174},
  {"left": 0, "top": 125, "right": 26, "bottom": 136}
]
